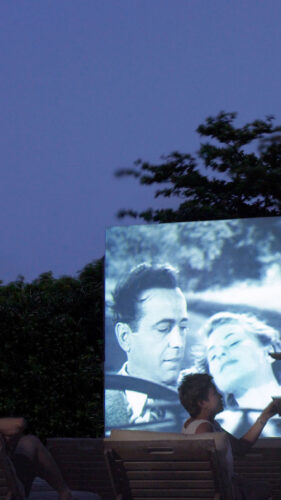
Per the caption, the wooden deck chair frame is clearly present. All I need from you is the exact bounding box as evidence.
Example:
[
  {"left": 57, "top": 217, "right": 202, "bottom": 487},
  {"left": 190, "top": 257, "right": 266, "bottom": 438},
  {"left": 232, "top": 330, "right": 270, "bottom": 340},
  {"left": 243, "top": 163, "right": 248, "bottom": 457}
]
[{"left": 104, "top": 438, "right": 232, "bottom": 500}]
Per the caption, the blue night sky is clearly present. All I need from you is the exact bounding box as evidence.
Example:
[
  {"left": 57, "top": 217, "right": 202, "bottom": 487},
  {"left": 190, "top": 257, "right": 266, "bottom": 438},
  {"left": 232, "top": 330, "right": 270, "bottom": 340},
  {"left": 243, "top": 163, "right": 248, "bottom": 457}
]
[{"left": 1, "top": 0, "right": 281, "bottom": 283}]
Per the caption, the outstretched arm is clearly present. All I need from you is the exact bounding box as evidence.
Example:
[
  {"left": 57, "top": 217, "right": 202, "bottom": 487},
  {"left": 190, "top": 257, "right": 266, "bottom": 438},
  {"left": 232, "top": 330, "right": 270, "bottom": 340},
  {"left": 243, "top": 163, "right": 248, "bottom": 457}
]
[{"left": 242, "top": 401, "right": 278, "bottom": 445}]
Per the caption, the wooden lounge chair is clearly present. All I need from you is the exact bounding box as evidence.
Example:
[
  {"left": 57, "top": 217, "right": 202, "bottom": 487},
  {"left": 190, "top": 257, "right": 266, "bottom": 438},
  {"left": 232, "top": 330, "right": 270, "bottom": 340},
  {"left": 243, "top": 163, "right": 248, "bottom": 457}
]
[
  {"left": 105, "top": 430, "right": 234, "bottom": 499},
  {"left": 46, "top": 438, "right": 111, "bottom": 500}
]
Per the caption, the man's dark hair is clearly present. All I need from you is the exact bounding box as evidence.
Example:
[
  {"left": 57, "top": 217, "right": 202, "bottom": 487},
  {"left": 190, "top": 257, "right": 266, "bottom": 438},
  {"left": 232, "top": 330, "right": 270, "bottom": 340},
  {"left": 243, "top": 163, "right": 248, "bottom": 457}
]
[
  {"left": 178, "top": 373, "right": 214, "bottom": 418},
  {"left": 112, "top": 263, "right": 179, "bottom": 330}
]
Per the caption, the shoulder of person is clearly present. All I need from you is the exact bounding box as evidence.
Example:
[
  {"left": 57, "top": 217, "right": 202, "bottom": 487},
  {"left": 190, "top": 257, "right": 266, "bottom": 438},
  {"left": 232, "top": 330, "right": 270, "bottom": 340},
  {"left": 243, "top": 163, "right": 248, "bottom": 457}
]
[
  {"left": 195, "top": 421, "right": 214, "bottom": 434},
  {"left": 183, "top": 418, "right": 216, "bottom": 434}
]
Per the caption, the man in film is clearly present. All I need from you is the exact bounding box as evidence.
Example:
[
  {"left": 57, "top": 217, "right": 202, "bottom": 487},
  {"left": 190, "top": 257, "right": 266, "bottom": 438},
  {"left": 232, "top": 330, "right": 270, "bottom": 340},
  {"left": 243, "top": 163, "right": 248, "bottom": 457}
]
[{"left": 105, "top": 263, "right": 189, "bottom": 429}]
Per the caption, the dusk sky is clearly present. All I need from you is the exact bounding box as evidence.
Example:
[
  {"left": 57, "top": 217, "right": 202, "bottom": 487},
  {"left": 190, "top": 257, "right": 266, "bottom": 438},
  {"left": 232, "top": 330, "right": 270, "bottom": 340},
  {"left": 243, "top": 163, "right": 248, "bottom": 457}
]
[{"left": 1, "top": 1, "right": 281, "bottom": 283}]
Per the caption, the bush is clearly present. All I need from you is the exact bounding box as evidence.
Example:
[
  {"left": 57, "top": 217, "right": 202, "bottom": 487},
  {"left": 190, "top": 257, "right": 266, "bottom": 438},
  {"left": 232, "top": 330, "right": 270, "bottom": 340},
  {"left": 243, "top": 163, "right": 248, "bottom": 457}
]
[{"left": 0, "top": 259, "right": 104, "bottom": 440}]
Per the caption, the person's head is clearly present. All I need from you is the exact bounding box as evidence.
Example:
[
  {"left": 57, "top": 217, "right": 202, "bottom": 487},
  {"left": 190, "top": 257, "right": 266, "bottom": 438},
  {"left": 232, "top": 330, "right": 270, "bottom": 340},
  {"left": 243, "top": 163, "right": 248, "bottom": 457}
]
[
  {"left": 195, "top": 312, "right": 281, "bottom": 396},
  {"left": 178, "top": 373, "right": 223, "bottom": 418},
  {"left": 113, "top": 264, "right": 188, "bottom": 386}
]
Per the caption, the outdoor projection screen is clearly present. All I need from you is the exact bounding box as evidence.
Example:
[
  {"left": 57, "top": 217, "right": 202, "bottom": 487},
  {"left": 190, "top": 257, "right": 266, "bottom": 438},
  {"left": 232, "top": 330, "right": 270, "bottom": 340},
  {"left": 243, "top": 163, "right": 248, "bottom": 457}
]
[{"left": 104, "top": 217, "right": 281, "bottom": 437}]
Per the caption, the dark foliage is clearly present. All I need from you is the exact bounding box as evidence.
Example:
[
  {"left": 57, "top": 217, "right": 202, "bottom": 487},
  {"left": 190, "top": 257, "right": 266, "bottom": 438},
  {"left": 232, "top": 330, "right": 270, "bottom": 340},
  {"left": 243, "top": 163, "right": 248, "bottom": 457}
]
[
  {"left": 0, "top": 258, "right": 104, "bottom": 440},
  {"left": 116, "top": 112, "right": 281, "bottom": 222}
]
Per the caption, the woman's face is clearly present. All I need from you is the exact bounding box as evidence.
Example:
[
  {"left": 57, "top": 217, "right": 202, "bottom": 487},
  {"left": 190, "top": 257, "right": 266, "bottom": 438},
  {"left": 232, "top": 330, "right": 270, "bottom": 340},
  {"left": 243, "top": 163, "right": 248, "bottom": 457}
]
[{"left": 206, "top": 321, "right": 269, "bottom": 395}]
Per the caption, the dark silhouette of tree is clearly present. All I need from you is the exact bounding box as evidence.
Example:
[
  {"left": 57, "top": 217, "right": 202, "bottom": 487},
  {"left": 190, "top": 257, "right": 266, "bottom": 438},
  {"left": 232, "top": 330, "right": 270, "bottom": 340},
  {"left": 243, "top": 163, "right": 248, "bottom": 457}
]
[
  {"left": 116, "top": 112, "right": 281, "bottom": 222},
  {"left": 0, "top": 258, "right": 104, "bottom": 440}
]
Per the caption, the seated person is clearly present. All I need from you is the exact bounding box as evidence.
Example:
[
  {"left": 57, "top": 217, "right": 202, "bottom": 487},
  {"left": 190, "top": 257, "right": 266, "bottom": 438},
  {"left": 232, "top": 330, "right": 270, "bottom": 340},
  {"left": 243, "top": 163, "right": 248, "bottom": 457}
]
[
  {"left": 0, "top": 417, "right": 100, "bottom": 499},
  {"left": 178, "top": 373, "right": 278, "bottom": 500}
]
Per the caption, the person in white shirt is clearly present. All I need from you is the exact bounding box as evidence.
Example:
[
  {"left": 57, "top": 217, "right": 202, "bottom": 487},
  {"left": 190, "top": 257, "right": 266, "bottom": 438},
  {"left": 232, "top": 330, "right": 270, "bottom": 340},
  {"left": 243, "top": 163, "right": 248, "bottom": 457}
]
[{"left": 178, "top": 373, "right": 277, "bottom": 500}]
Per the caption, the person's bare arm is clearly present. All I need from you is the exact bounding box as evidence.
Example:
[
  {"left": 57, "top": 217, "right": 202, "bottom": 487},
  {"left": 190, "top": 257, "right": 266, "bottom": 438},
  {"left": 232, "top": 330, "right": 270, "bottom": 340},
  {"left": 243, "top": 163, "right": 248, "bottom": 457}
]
[
  {"left": 0, "top": 418, "right": 26, "bottom": 438},
  {"left": 242, "top": 401, "right": 277, "bottom": 445}
]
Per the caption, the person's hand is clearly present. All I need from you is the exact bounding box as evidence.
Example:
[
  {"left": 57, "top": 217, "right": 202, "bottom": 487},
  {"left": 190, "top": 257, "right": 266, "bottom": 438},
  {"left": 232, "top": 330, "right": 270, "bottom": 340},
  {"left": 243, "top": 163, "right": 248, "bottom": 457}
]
[
  {"left": 271, "top": 397, "right": 281, "bottom": 416},
  {"left": 269, "top": 352, "right": 281, "bottom": 360},
  {"left": 261, "top": 401, "right": 279, "bottom": 421}
]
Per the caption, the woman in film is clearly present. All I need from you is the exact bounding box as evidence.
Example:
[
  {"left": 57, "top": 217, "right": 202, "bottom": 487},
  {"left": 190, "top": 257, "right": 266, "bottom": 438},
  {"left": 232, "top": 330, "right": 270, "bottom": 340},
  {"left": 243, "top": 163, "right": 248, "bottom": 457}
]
[{"left": 191, "top": 312, "right": 281, "bottom": 436}]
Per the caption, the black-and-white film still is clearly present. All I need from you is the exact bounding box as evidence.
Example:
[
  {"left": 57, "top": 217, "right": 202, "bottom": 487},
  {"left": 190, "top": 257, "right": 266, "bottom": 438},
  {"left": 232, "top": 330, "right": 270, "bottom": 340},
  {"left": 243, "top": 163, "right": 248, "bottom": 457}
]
[{"left": 104, "top": 217, "right": 281, "bottom": 437}]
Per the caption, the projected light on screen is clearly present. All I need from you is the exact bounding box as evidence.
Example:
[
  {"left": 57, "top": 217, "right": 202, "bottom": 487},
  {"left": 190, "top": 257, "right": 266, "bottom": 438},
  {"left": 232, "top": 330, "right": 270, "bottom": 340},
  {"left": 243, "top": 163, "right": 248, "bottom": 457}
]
[{"left": 104, "top": 217, "right": 281, "bottom": 437}]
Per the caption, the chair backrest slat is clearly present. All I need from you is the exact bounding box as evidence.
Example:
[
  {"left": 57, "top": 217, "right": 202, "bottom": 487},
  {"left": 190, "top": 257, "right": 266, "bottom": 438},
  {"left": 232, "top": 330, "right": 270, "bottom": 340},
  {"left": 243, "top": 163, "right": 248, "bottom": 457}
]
[{"left": 105, "top": 438, "right": 234, "bottom": 500}]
